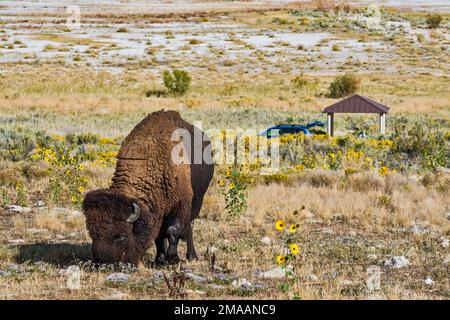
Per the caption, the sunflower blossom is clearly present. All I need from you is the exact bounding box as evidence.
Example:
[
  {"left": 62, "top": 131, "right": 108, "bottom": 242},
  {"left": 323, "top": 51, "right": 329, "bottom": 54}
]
[{"left": 275, "top": 220, "right": 285, "bottom": 231}]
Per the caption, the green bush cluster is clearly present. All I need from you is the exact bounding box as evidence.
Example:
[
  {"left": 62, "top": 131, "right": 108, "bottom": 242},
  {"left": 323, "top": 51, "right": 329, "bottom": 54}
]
[
  {"left": 163, "top": 69, "right": 191, "bottom": 96},
  {"left": 426, "top": 14, "right": 443, "bottom": 29},
  {"left": 65, "top": 132, "right": 99, "bottom": 145},
  {"left": 0, "top": 128, "right": 49, "bottom": 161},
  {"left": 392, "top": 125, "right": 448, "bottom": 171},
  {"left": 327, "top": 73, "right": 359, "bottom": 98},
  {"left": 276, "top": 125, "right": 449, "bottom": 175}
]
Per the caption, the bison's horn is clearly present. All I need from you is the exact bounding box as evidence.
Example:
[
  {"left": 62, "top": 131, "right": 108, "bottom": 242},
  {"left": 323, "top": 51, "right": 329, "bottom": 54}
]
[{"left": 126, "top": 203, "right": 141, "bottom": 223}]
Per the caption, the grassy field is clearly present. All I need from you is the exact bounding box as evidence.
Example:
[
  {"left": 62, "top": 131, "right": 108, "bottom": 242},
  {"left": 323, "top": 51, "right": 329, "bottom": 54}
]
[{"left": 0, "top": 1, "right": 449, "bottom": 300}]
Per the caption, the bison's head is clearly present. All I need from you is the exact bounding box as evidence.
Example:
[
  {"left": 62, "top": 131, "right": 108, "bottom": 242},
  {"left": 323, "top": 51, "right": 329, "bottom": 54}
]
[{"left": 82, "top": 189, "right": 154, "bottom": 265}]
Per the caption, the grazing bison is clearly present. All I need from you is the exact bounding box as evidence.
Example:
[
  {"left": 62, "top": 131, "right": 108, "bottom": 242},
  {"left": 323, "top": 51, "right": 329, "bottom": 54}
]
[{"left": 82, "top": 110, "right": 214, "bottom": 266}]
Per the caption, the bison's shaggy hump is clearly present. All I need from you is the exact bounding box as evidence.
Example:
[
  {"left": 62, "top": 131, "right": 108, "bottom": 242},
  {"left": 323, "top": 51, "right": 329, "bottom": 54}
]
[
  {"left": 111, "top": 110, "right": 192, "bottom": 212},
  {"left": 117, "top": 110, "right": 182, "bottom": 160}
]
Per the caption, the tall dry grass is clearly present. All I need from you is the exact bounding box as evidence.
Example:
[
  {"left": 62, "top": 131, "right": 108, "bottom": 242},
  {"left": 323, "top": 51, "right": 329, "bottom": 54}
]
[{"left": 203, "top": 171, "right": 449, "bottom": 233}]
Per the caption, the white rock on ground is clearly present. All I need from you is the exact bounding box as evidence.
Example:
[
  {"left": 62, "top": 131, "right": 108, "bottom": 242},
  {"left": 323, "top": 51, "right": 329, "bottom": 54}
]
[
  {"left": 384, "top": 256, "right": 410, "bottom": 269},
  {"left": 184, "top": 272, "right": 207, "bottom": 283},
  {"left": 339, "top": 280, "right": 354, "bottom": 286},
  {"left": 210, "top": 284, "right": 225, "bottom": 290},
  {"left": 260, "top": 236, "right": 272, "bottom": 246},
  {"left": 440, "top": 238, "right": 449, "bottom": 248},
  {"left": 66, "top": 265, "right": 81, "bottom": 290},
  {"left": 322, "top": 228, "right": 336, "bottom": 235},
  {"left": 255, "top": 265, "right": 294, "bottom": 279},
  {"left": 8, "top": 205, "right": 31, "bottom": 213},
  {"left": 424, "top": 277, "right": 434, "bottom": 286},
  {"left": 232, "top": 278, "right": 252, "bottom": 289},
  {"left": 410, "top": 223, "right": 427, "bottom": 235},
  {"left": 207, "top": 245, "right": 218, "bottom": 254},
  {"left": 306, "top": 274, "right": 319, "bottom": 282},
  {"left": 8, "top": 239, "right": 25, "bottom": 244},
  {"left": 105, "top": 273, "right": 130, "bottom": 283},
  {"left": 34, "top": 200, "right": 45, "bottom": 207}
]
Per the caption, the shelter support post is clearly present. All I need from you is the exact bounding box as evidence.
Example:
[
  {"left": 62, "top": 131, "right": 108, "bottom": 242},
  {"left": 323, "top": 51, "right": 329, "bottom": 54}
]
[
  {"left": 379, "top": 113, "right": 386, "bottom": 135},
  {"left": 327, "top": 113, "right": 334, "bottom": 137}
]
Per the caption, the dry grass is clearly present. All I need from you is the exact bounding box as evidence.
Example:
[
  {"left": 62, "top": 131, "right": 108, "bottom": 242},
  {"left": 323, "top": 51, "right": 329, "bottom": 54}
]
[
  {"left": 1, "top": 169, "right": 448, "bottom": 299},
  {"left": 0, "top": 66, "right": 448, "bottom": 124}
]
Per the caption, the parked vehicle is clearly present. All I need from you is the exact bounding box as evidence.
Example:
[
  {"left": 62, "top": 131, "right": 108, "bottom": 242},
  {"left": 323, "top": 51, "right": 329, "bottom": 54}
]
[{"left": 259, "top": 121, "right": 325, "bottom": 138}]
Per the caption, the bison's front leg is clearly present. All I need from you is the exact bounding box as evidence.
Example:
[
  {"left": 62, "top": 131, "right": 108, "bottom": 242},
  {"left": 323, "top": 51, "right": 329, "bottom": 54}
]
[
  {"left": 165, "top": 216, "right": 185, "bottom": 265},
  {"left": 154, "top": 235, "right": 168, "bottom": 267},
  {"left": 166, "top": 232, "right": 180, "bottom": 264},
  {"left": 163, "top": 203, "right": 191, "bottom": 265}
]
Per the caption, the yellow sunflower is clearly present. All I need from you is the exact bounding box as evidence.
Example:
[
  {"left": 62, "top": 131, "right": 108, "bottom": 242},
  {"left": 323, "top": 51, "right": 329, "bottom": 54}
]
[
  {"left": 226, "top": 170, "right": 231, "bottom": 177},
  {"left": 71, "top": 196, "right": 77, "bottom": 203},
  {"left": 218, "top": 180, "right": 225, "bottom": 187},
  {"left": 275, "top": 220, "right": 285, "bottom": 231},
  {"left": 378, "top": 166, "right": 388, "bottom": 176},
  {"left": 276, "top": 255, "right": 286, "bottom": 264},
  {"left": 290, "top": 244, "right": 299, "bottom": 255},
  {"left": 289, "top": 224, "right": 299, "bottom": 233},
  {"left": 78, "top": 186, "right": 85, "bottom": 193},
  {"left": 229, "top": 182, "right": 235, "bottom": 189}
]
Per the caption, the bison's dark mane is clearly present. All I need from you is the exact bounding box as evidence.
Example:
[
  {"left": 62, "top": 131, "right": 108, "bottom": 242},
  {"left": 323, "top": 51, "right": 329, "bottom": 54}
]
[{"left": 83, "top": 189, "right": 160, "bottom": 240}]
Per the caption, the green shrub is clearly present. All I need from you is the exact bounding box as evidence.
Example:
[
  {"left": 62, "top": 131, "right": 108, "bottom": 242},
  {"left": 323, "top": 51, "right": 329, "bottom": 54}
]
[
  {"left": 272, "top": 17, "right": 289, "bottom": 25},
  {"left": 145, "top": 89, "right": 166, "bottom": 97},
  {"left": 327, "top": 73, "right": 359, "bottom": 98},
  {"left": 262, "top": 173, "right": 290, "bottom": 185},
  {"left": 426, "top": 14, "right": 443, "bottom": 29},
  {"left": 65, "top": 132, "right": 99, "bottom": 145},
  {"left": 163, "top": 69, "right": 191, "bottom": 96},
  {"left": 0, "top": 128, "right": 36, "bottom": 161},
  {"left": 188, "top": 39, "right": 202, "bottom": 45},
  {"left": 391, "top": 126, "right": 448, "bottom": 171},
  {"left": 218, "top": 166, "right": 248, "bottom": 218}
]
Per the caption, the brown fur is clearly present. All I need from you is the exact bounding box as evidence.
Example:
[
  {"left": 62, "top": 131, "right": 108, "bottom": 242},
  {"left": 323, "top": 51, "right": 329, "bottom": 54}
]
[{"left": 83, "top": 110, "right": 214, "bottom": 265}]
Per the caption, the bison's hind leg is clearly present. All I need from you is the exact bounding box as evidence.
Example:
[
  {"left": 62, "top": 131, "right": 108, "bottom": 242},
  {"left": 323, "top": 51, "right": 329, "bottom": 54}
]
[{"left": 186, "top": 221, "right": 198, "bottom": 261}]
